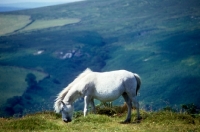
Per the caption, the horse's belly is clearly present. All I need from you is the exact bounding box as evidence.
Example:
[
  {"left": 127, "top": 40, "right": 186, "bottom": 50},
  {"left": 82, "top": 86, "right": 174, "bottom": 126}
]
[
  {"left": 93, "top": 87, "right": 124, "bottom": 102},
  {"left": 91, "top": 72, "right": 126, "bottom": 102}
]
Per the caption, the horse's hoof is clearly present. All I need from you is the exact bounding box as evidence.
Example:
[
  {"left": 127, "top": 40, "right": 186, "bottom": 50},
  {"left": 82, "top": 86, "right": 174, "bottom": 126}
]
[
  {"left": 137, "top": 116, "right": 142, "bottom": 120},
  {"left": 120, "top": 120, "right": 131, "bottom": 124},
  {"left": 63, "top": 119, "right": 72, "bottom": 123},
  {"left": 132, "top": 117, "right": 142, "bottom": 123}
]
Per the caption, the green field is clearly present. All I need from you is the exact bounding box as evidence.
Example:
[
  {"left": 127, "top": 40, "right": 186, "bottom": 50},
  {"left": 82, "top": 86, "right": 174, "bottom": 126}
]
[
  {"left": 0, "top": 14, "right": 30, "bottom": 36},
  {"left": 0, "top": 0, "right": 200, "bottom": 117},
  {"left": 0, "top": 14, "right": 80, "bottom": 36},
  {"left": 20, "top": 18, "right": 80, "bottom": 32}
]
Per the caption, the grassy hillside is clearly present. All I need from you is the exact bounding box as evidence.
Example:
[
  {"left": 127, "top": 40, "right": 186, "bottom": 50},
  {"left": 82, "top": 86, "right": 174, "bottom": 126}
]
[
  {"left": 0, "top": 0, "right": 200, "bottom": 117},
  {"left": 0, "top": 110, "right": 200, "bottom": 132}
]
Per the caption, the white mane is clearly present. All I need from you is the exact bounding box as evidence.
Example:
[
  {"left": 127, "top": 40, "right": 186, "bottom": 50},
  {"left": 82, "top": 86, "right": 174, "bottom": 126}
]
[{"left": 54, "top": 68, "right": 92, "bottom": 113}]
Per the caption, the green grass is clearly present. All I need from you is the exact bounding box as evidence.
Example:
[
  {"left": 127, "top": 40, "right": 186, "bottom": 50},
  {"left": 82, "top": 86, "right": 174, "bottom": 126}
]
[{"left": 0, "top": 110, "right": 199, "bottom": 132}]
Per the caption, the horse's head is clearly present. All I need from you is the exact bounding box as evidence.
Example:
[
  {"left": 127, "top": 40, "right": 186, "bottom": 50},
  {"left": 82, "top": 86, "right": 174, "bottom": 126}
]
[{"left": 60, "top": 101, "right": 74, "bottom": 123}]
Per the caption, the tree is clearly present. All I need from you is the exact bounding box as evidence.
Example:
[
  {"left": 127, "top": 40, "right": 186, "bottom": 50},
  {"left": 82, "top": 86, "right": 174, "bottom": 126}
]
[
  {"left": 4, "top": 96, "right": 24, "bottom": 116},
  {"left": 25, "top": 73, "right": 37, "bottom": 89}
]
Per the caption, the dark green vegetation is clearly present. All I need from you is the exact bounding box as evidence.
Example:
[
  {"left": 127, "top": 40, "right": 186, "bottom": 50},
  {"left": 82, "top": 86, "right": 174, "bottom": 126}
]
[{"left": 0, "top": 0, "right": 200, "bottom": 117}]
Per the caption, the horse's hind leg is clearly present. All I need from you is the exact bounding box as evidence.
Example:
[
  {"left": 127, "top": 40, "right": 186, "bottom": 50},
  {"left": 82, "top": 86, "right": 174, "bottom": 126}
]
[
  {"left": 132, "top": 97, "right": 141, "bottom": 120},
  {"left": 122, "top": 93, "right": 132, "bottom": 123}
]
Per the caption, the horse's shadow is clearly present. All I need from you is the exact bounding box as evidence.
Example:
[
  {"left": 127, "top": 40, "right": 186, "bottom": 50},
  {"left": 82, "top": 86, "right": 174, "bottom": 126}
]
[
  {"left": 132, "top": 119, "right": 142, "bottom": 124},
  {"left": 119, "top": 117, "right": 142, "bottom": 124}
]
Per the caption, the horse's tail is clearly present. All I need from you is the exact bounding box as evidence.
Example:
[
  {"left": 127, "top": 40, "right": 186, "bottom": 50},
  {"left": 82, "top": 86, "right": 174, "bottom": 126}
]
[{"left": 134, "top": 73, "right": 141, "bottom": 95}]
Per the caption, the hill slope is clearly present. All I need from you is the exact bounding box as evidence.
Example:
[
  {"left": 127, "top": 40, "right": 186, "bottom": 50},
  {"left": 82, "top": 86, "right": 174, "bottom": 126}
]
[{"left": 0, "top": 0, "right": 200, "bottom": 116}]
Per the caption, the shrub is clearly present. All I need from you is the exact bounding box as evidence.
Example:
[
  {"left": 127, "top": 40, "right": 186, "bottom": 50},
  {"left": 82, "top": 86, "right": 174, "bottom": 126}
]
[
  {"left": 182, "top": 103, "right": 198, "bottom": 115},
  {"left": 162, "top": 106, "right": 176, "bottom": 112},
  {"left": 95, "top": 102, "right": 128, "bottom": 116},
  {"left": 96, "top": 107, "right": 117, "bottom": 116}
]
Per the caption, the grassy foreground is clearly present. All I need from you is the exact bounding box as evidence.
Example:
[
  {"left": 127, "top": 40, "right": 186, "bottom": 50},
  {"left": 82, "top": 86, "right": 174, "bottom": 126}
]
[{"left": 0, "top": 110, "right": 199, "bottom": 132}]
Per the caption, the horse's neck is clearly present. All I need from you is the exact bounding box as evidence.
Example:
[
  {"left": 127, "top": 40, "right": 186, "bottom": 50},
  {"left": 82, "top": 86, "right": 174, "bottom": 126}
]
[{"left": 63, "top": 89, "right": 80, "bottom": 104}]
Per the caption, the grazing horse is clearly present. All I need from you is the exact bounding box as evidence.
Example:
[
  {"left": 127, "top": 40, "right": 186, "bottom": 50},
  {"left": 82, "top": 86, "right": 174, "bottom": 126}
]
[{"left": 54, "top": 68, "right": 141, "bottom": 123}]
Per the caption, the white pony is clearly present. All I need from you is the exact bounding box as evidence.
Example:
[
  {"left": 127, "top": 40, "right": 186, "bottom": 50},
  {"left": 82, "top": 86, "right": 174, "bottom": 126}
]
[{"left": 54, "top": 68, "right": 141, "bottom": 123}]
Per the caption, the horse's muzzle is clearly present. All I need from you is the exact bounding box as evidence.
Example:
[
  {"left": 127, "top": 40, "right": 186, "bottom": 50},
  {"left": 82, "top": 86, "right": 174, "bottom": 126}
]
[{"left": 63, "top": 118, "right": 72, "bottom": 123}]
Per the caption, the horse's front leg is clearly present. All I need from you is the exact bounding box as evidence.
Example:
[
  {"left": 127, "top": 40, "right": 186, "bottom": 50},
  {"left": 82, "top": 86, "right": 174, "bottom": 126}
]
[
  {"left": 84, "top": 96, "right": 90, "bottom": 116},
  {"left": 90, "top": 99, "right": 96, "bottom": 113}
]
